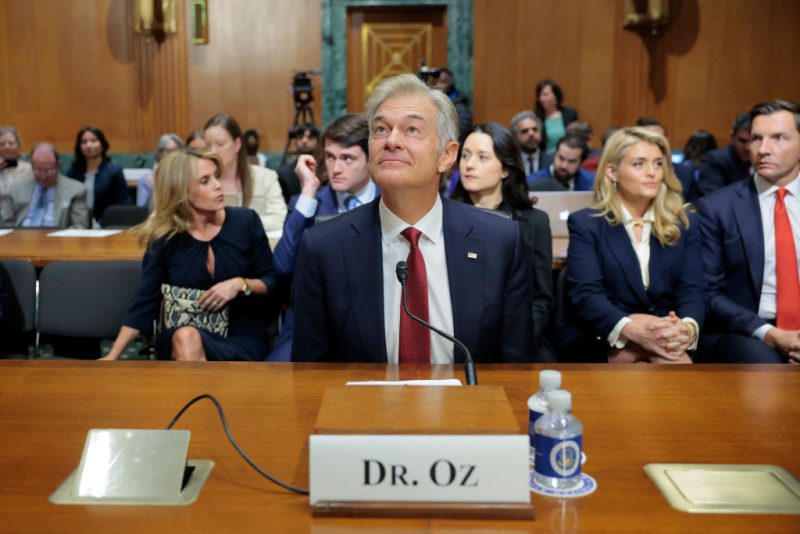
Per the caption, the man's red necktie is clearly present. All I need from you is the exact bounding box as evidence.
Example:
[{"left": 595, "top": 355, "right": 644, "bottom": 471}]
[
  {"left": 398, "top": 227, "right": 430, "bottom": 363},
  {"left": 775, "top": 188, "right": 800, "bottom": 329}
]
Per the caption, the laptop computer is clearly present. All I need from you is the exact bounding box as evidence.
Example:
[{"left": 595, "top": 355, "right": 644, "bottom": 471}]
[{"left": 529, "top": 191, "right": 594, "bottom": 237}]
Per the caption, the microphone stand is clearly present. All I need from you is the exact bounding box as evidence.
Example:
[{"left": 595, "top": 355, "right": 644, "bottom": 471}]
[{"left": 396, "top": 261, "right": 478, "bottom": 386}]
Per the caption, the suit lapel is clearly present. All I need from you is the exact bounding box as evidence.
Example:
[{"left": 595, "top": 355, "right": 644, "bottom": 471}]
[
  {"left": 442, "top": 200, "right": 483, "bottom": 363},
  {"left": 54, "top": 178, "right": 67, "bottom": 227},
  {"left": 604, "top": 222, "right": 649, "bottom": 304},
  {"left": 731, "top": 180, "right": 765, "bottom": 296},
  {"left": 341, "top": 201, "right": 387, "bottom": 361}
]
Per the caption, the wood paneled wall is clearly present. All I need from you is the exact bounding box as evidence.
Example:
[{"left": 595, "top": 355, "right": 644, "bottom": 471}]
[
  {"left": 186, "top": 0, "right": 321, "bottom": 153},
  {"left": 474, "top": 0, "right": 800, "bottom": 148},
  {"left": 1, "top": 0, "right": 798, "bottom": 155}
]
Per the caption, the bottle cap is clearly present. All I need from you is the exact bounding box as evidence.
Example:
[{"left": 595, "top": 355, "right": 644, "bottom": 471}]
[
  {"left": 546, "top": 389, "right": 571, "bottom": 411},
  {"left": 539, "top": 370, "right": 562, "bottom": 389}
]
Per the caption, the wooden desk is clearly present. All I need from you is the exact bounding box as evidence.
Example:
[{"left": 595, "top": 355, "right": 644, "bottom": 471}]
[
  {"left": 0, "top": 362, "right": 797, "bottom": 532},
  {"left": 0, "top": 229, "right": 145, "bottom": 267}
]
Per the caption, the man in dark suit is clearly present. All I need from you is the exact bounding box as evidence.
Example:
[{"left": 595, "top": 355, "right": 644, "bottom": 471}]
[
  {"left": 511, "top": 110, "right": 546, "bottom": 176},
  {"left": 292, "top": 73, "right": 535, "bottom": 364},
  {"left": 528, "top": 135, "right": 595, "bottom": 191},
  {"left": 697, "top": 112, "right": 752, "bottom": 197},
  {"left": 697, "top": 100, "right": 800, "bottom": 363},
  {"left": 268, "top": 114, "right": 378, "bottom": 360}
]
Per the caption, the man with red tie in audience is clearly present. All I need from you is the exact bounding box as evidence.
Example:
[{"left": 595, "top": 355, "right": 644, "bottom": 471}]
[
  {"left": 697, "top": 100, "right": 800, "bottom": 363},
  {"left": 291, "top": 73, "right": 535, "bottom": 363}
]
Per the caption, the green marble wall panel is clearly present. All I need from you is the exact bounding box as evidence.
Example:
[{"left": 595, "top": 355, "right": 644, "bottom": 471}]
[{"left": 321, "top": 0, "right": 472, "bottom": 126}]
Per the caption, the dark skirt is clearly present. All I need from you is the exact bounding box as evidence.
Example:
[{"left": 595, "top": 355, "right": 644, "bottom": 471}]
[{"left": 156, "top": 327, "right": 268, "bottom": 362}]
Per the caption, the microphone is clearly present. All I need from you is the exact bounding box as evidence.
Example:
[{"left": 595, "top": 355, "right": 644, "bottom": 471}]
[{"left": 395, "top": 261, "right": 478, "bottom": 386}]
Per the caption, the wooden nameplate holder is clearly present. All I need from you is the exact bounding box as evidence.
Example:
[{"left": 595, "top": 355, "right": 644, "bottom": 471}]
[{"left": 310, "top": 385, "right": 534, "bottom": 520}]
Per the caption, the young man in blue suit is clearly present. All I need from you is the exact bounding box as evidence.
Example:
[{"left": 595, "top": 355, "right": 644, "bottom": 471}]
[
  {"left": 291, "top": 73, "right": 535, "bottom": 363},
  {"left": 527, "top": 135, "right": 595, "bottom": 191},
  {"left": 697, "top": 100, "right": 800, "bottom": 363},
  {"left": 269, "top": 113, "right": 378, "bottom": 359}
]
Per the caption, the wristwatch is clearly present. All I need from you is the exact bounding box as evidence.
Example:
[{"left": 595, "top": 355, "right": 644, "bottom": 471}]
[{"left": 240, "top": 277, "right": 252, "bottom": 296}]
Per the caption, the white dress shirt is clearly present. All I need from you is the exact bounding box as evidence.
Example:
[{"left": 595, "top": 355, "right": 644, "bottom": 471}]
[
  {"left": 379, "top": 195, "right": 454, "bottom": 363},
  {"left": 752, "top": 172, "right": 800, "bottom": 340},
  {"left": 295, "top": 180, "right": 377, "bottom": 217},
  {"left": 608, "top": 205, "right": 699, "bottom": 349}
]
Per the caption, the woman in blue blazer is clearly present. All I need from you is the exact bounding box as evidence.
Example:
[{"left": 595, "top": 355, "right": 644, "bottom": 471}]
[
  {"left": 67, "top": 126, "right": 129, "bottom": 225},
  {"left": 558, "top": 127, "right": 705, "bottom": 363}
]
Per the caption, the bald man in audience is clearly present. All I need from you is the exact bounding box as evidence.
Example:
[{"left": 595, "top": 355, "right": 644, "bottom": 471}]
[
  {"left": 0, "top": 143, "right": 88, "bottom": 228},
  {"left": 292, "top": 73, "right": 535, "bottom": 363}
]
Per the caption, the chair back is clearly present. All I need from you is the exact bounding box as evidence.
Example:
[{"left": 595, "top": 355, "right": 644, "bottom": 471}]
[
  {"left": 38, "top": 260, "right": 142, "bottom": 339},
  {"left": 0, "top": 259, "right": 36, "bottom": 332},
  {"left": 102, "top": 206, "right": 150, "bottom": 228}
]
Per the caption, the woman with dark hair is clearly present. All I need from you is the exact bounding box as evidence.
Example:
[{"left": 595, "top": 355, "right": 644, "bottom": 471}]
[
  {"left": 203, "top": 114, "right": 287, "bottom": 231},
  {"left": 451, "top": 122, "right": 554, "bottom": 358},
  {"left": 534, "top": 79, "right": 579, "bottom": 154},
  {"left": 102, "top": 149, "right": 277, "bottom": 361},
  {"left": 67, "top": 126, "right": 129, "bottom": 225}
]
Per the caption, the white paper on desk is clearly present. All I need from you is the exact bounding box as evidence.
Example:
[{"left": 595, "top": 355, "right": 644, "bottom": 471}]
[
  {"left": 0, "top": 229, "right": 13, "bottom": 237},
  {"left": 345, "top": 379, "right": 462, "bottom": 386},
  {"left": 47, "top": 229, "right": 122, "bottom": 238}
]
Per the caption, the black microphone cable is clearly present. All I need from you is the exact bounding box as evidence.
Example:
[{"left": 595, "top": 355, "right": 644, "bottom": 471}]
[
  {"left": 166, "top": 394, "right": 309, "bottom": 495},
  {"left": 395, "top": 261, "right": 478, "bottom": 385}
]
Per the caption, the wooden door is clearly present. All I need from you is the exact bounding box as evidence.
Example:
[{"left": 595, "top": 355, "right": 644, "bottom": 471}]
[{"left": 346, "top": 6, "right": 447, "bottom": 112}]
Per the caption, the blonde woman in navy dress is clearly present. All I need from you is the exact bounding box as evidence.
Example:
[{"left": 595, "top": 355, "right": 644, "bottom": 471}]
[{"left": 103, "top": 149, "right": 277, "bottom": 361}]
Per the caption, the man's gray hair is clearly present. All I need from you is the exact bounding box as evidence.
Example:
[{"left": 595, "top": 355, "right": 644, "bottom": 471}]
[
  {"left": 0, "top": 126, "right": 21, "bottom": 144},
  {"left": 30, "top": 142, "right": 60, "bottom": 163},
  {"left": 364, "top": 73, "right": 459, "bottom": 153},
  {"left": 510, "top": 110, "right": 542, "bottom": 135},
  {"left": 154, "top": 133, "right": 186, "bottom": 162}
]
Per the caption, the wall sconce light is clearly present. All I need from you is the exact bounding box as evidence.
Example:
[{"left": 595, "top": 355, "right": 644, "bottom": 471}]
[
  {"left": 623, "top": 0, "right": 670, "bottom": 36},
  {"left": 191, "top": 0, "right": 210, "bottom": 45},
  {"left": 134, "top": 0, "right": 178, "bottom": 43}
]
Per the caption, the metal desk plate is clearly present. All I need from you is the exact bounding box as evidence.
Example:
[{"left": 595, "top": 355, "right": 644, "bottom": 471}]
[{"left": 645, "top": 463, "right": 800, "bottom": 514}]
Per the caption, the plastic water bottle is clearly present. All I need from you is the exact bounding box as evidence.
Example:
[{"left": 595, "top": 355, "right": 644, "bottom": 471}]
[
  {"left": 527, "top": 370, "right": 562, "bottom": 460},
  {"left": 533, "top": 390, "right": 583, "bottom": 490}
]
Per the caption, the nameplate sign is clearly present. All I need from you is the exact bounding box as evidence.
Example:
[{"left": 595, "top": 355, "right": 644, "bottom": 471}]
[{"left": 309, "top": 434, "right": 529, "bottom": 505}]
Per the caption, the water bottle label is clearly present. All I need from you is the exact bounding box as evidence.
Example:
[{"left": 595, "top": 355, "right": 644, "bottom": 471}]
[
  {"left": 534, "top": 435, "right": 582, "bottom": 479},
  {"left": 528, "top": 409, "right": 546, "bottom": 445}
]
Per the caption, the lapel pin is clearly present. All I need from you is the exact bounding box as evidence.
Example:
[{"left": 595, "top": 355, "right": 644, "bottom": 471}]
[{"left": 467, "top": 252, "right": 478, "bottom": 260}]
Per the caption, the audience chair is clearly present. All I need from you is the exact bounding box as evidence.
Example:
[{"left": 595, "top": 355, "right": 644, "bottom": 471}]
[
  {"left": 37, "top": 260, "right": 142, "bottom": 358},
  {"left": 102, "top": 206, "right": 150, "bottom": 228},
  {"left": 0, "top": 260, "right": 37, "bottom": 357}
]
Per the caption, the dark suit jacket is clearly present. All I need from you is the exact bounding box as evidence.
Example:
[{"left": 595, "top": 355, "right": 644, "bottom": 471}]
[
  {"left": 277, "top": 159, "right": 301, "bottom": 204},
  {"left": 558, "top": 208, "right": 705, "bottom": 359},
  {"left": 696, "top": 179, "right": 767, "bottom": 336},
  {"left": 506, "top": 205, "right": 554, "bottom": 354},
  {"left": 291, "top": 197, "right": 536, "bottom": 363},
  {"left": 697, "top": 144, "right": 750, "bottom": 197},
  {"left": 273, "top": 185, "right": 340, "bottom": 277},
  {"left": 527, "top": 167, "right": 595, "bottom": 191},
  {"left": 67, "top": 158, "right": 130, "bottom": 223}
]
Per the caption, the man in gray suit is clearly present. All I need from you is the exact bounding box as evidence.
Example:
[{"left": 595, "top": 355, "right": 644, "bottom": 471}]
[{"left": 1, "top": 143, "right": 89, "bottom": 228}]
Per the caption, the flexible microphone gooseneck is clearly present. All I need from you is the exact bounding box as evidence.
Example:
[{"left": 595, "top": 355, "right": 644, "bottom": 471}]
[{"left": 395, "top": 261, "right": 478, "bottom": 386}]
